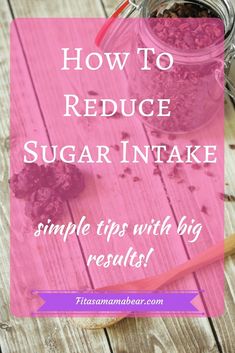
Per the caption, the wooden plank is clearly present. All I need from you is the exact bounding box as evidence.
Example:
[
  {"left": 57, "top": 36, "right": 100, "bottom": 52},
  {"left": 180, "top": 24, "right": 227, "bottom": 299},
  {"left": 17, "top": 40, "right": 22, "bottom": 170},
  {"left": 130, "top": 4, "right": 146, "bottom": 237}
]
[
  {"left": 6, "top": 4, "right": 220, "bottom": 353},
  {"left": 0, "top": 1, "right": 112, "bottom": 353},
  {"left": 6, "top": 0, "right": 105, "bottom": 17},
  {"left": 212, "top": 97, "right": 235, "bottom": 352},
  {"left": 2, "top": 2, "right": 234, "bottom": 353}
]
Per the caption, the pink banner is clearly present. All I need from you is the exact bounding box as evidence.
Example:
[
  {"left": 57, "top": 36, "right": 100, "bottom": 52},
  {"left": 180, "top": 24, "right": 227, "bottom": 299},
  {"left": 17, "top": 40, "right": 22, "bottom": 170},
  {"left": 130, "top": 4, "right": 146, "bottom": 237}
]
[{"left": 10, "top": 18, "right": 224, "bottom": 317}]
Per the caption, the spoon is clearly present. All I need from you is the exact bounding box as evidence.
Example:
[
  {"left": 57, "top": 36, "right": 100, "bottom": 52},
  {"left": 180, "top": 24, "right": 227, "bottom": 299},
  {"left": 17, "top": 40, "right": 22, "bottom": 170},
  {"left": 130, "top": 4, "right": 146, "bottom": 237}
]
[{"left": 79, "top": 233, "right": 235, "bottom": 329}]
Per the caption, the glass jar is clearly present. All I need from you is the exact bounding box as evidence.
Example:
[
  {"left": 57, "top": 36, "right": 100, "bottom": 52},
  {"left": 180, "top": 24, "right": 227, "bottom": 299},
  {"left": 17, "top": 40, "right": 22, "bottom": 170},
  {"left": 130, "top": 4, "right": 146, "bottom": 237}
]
[
  {"left": 107, "top": 0, "right": 235, "bottom": 71},
  {"left": 97, "top": 0, "right": 235, "bottom": 133}
]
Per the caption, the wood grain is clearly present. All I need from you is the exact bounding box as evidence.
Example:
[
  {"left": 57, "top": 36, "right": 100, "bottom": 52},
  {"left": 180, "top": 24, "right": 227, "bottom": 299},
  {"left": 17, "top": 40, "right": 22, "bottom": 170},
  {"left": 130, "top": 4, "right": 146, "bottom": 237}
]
[
  {"left": 0, "top": 1, "right": 234, "bottom": 353},
  {"left": 0, "top": 1, "right": 111, "bottom": 353},
  {"left": 8, "top": 4, "right": 221, "bottom": 353}
]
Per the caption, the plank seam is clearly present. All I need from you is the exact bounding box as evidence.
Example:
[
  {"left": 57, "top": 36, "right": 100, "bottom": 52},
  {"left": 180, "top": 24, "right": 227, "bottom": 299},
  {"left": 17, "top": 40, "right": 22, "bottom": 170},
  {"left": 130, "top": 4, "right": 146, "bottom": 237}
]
[{"left": 99, "top": 0, "right": 109, "bottom": 17}]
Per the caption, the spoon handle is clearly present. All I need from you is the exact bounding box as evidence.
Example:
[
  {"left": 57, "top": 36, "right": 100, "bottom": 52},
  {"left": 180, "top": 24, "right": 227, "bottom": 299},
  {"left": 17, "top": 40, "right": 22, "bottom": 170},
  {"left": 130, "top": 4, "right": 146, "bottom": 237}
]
[{"left": 102, "top": 233, "right": 235, "bottom": 292}]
